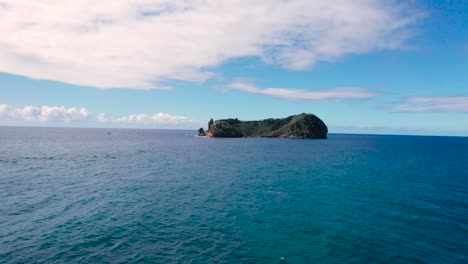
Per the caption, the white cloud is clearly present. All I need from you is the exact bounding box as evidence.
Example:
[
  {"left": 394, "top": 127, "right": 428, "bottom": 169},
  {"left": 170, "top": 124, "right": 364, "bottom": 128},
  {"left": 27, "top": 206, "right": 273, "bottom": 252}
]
[
  {"left": 0, "top": 104, "right": 197, "bottom": 126},
  {"left": 0, "top": 104, "right": 92, "bottom": 122},
  {"left": 397, "top": 96, "right": 468, "bottom": 113},
  {"left": 227, "top": 81, "right": 379, "bottom": 101},
  {"left": 0, "top": 0, "right": 419, "bottom": 89}
]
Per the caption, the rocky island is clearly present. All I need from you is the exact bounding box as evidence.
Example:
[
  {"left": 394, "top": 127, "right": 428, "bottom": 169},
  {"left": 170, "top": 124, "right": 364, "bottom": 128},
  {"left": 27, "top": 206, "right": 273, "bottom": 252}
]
[{"left": 198, "top": 113, "right": 328, "bottom": 139}]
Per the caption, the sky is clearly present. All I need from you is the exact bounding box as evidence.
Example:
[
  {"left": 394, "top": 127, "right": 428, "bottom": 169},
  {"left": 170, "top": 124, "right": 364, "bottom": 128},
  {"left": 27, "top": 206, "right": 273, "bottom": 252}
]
[{"left": 0, "top": 0, "right": 467, "bottom": 136}]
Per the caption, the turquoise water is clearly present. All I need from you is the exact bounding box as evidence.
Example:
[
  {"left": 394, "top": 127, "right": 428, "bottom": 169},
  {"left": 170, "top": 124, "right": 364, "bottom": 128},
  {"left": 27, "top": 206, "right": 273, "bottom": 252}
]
[{"left": 1, "top": 127, "right": 467, "bottom": 263}]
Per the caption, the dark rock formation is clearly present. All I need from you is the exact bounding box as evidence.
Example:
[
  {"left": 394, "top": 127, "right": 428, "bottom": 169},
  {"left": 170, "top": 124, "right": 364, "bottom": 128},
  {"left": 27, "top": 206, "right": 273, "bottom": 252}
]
[
  {"left": 208, "top": 118, "right": 214, "bottom": 131},
  {"left": 199, "top": 113, "right": 328, "bottom": 139},
  {"left": 209, "top": 120, "right": 243, "bottom": 138},
  {"left": 198, "top": 128, "right": 206, "bottom": 136}
]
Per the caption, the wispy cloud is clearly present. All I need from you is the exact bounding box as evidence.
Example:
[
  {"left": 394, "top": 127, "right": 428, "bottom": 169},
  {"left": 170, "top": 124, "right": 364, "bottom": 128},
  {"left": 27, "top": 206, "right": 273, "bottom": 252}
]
[
  {"left": 226, "top": 81, "right": 380, "bottom": 101},
  {"left": 0, "top": 104, "right": 197, "bottom": 126},
  {"left": 397, "top": 96, "right": 468, "bottom": 113},
  {"left": 97, "top": 112, "right": 193, "bottom": 126},
  {"left": 330, "top": 124, "right": 438, "bottom": 136},
  {"left": 0, "top": 0, "right": 420, "bottom": 89}
]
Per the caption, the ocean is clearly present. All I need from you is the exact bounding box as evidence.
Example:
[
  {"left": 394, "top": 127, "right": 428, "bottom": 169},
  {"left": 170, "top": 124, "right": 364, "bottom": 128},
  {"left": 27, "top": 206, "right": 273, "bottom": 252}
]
[{"left": 1, "top": 127, "right": 467, "bottom": 263}]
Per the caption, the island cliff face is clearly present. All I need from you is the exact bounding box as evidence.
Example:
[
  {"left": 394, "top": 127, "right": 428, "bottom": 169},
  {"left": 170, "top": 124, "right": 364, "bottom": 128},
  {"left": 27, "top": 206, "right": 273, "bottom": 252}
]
[{"left": 198, "top": 113, "right": 328, "bottom": 139}]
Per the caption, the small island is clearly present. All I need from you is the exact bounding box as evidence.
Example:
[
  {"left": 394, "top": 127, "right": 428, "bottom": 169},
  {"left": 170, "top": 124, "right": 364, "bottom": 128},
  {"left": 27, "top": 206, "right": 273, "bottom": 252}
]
[{"left": 198, "top": 113, "right": 328, "bottom": 139}]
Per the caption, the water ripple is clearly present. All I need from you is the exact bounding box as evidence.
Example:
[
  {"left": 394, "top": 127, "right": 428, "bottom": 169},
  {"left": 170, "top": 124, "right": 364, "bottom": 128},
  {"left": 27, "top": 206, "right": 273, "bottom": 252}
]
[{"left": 1, "top": 128, "right": 467, "bottom": 263}]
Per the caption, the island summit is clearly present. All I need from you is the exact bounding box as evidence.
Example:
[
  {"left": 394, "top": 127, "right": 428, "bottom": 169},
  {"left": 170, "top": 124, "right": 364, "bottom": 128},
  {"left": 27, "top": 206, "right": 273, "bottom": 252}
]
[{"left": 198, "top": 113, "right": 327, "bottom": 139}]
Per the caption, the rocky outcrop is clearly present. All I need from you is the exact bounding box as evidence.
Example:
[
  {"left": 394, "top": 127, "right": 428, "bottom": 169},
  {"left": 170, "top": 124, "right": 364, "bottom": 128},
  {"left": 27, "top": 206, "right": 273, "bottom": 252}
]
[
  {"left": 208, "top": 121, "right": 243, "bottom": 138},
  {"left": 198, "top": 128, "right": 206, "bottom": 136},
  {"left": 198, "top": 113, "right": 328, "bottom": 139},
  {"left": 208, "top": 118, "right": 214, "bottom": 131}
]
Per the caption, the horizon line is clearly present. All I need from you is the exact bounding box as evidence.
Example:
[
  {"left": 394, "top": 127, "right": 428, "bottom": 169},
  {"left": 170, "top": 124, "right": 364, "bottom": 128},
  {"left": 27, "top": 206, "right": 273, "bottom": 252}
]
[{"left": 1, "top": 125, "right": 466, "bottom": 138}]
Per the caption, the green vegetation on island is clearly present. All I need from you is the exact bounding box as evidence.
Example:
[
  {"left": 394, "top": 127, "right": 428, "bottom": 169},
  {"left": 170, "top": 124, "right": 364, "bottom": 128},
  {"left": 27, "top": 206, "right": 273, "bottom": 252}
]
[{"left": 198, "top": 113, "right": 328, "bottom": 139}]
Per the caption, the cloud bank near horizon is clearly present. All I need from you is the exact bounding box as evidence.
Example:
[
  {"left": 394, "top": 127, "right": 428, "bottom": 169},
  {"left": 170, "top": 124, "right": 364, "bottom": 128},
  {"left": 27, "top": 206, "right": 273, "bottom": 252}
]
[
  {"left": 0, "top": 0, "right": 418, "bottom": 89},
  {"left": 0, "top": 104, "right": 197, "bottom": 126}
]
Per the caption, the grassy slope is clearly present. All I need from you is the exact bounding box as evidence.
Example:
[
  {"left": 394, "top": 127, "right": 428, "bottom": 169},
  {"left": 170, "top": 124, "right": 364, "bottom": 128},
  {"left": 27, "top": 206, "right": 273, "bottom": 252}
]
[{"left": 215, "top": 113, "right": 328, "bottom": 139}]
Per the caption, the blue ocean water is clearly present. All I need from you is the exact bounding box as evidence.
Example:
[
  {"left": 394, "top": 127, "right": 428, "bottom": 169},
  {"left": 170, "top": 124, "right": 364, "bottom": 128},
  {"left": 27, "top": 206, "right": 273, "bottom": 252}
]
[{"left": 1, "top": 127, "right": 467, "bottom": 263}]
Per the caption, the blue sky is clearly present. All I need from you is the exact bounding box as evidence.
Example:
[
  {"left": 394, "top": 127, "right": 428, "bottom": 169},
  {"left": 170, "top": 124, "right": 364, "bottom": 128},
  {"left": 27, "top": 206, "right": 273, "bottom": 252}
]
[{"left": 0, "top": 0, "right": 467, "bottom": 136}]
